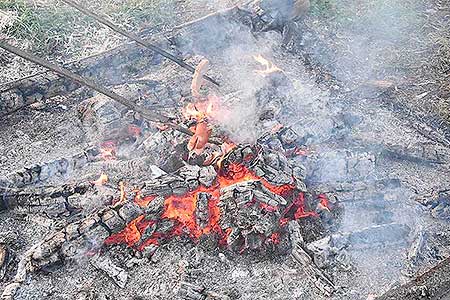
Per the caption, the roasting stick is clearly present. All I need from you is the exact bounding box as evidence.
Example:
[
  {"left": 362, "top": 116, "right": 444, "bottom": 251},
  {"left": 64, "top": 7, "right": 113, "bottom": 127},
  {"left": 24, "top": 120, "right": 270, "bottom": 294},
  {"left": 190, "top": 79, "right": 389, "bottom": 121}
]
[
  {"left": 0, "top": 41, "right": 196, "bottom": 137},
  {"left": 60, "top": 0, "right": 220, "bottom": 87}
]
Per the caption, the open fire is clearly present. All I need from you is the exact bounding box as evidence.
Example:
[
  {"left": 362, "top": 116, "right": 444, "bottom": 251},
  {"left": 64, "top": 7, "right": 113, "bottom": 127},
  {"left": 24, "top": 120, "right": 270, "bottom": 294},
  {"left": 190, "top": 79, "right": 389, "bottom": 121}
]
[{"left": 99, "top": 56, "right": 328, "bottom": 253}]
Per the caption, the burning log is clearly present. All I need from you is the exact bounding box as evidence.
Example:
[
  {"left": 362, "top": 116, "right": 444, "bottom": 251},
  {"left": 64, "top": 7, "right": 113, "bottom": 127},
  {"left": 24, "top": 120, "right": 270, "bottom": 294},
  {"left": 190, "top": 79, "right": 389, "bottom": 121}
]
[{"left": 288, "top": 221, "right": 335, "bottom": 296}]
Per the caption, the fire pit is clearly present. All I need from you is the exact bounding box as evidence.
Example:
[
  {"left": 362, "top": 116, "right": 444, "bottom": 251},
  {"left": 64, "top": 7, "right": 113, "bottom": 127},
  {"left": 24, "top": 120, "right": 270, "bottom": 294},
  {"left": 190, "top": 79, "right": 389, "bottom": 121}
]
[{"left": 2, "top": 1, "right": 450, "bottom": 300}]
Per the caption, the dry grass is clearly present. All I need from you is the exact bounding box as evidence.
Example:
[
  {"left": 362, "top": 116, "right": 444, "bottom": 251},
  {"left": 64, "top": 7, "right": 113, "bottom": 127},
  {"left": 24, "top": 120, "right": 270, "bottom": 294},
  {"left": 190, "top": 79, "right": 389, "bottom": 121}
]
[
  {"left": 307, "top": 0, "right": 450, "bottom": 127},
  {"left": 0, "top": 0, "right": 177, "bottom": 59}
]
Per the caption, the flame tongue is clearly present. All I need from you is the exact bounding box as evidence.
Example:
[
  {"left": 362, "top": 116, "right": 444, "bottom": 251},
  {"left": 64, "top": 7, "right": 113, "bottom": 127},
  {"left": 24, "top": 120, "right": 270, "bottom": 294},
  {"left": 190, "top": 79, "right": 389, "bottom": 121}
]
[{"left": 254, "top": 54, "right": 282, "bottom": 75}]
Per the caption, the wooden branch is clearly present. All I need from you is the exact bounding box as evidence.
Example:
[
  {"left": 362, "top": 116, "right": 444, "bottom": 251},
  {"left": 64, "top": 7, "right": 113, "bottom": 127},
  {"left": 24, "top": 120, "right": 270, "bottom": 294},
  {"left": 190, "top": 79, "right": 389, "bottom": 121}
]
[
  {"left": 376, "top": 257, "right": 450, "bottom": 300},
  {"left": 0, "top": 39, "right": 161, "bottom": 117}
]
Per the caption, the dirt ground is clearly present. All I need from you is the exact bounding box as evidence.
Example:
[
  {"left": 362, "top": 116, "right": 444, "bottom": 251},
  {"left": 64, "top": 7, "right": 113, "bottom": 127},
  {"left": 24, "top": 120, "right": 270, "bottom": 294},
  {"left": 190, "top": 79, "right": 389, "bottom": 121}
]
[{"left": 1, "top": 0, "right": 450, "bottom": 299}]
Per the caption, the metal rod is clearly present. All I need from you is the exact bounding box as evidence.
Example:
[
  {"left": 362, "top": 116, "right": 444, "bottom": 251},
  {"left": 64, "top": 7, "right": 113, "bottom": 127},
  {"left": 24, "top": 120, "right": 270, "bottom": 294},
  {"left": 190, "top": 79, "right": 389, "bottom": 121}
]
[
  {"left": 0, "top": 41, "right": 194, "bottom": 137},
  {"left": 61, "top": 0, "right": 220, "bottom": 87}
]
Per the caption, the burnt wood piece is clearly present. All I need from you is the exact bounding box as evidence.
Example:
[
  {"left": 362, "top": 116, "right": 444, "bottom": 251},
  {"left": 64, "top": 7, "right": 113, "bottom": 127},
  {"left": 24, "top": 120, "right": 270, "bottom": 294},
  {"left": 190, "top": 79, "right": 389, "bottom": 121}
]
[
  {"left": 376, "top": 257, "right": 450, "bottom": 300},
  {"left": 1, "top": 146, "right": 102, "bottom": 189},
  {"left": 0, "top": 36, "right": 163, "bottom": 117},
  {"left": 90, "top": 253, "right": 128, "bottom": 288},
  {"left": 0, "top": 198, "right": 151, "bottom": 299},
  {"left": 288, "top": 221, "right": 335, "bottom": 296},
  {"left": 0, "top": 244, "right": 9, "bottom": 281},
  {"left": 0, "top": 181, "right": 91, "bottom": 211}
]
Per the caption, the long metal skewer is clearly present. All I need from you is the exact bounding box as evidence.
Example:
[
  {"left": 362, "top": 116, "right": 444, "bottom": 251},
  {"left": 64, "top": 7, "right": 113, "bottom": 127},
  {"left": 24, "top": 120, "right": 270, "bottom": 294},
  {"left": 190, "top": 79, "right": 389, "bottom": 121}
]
[
  {"left": 0, "top": 41, "right": 195, "bottom": 136},
  {"left": 60, "top": 0, "right": 220, "bottom": 87}
]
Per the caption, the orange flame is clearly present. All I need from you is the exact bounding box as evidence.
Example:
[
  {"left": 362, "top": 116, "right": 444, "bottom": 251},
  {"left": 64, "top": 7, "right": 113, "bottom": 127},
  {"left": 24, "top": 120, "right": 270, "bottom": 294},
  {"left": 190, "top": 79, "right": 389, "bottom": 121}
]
[
  {"left": 100, "top": 141, "right": 117, "bottom": 160},
  {"left": 112, "top": 181, "right": 127, "bottom": 207},
  {"left": 91, "top": 173, "right": 108, "bottom": 186},
  {"left": 254, "top": 55, "right": 282, "bottom": 75}
]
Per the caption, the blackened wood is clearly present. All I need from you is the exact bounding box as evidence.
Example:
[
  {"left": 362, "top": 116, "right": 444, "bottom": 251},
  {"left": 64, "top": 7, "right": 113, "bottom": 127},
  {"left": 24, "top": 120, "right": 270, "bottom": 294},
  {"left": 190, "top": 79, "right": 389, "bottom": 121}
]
[
  {"left": 0, "top": 244, "right": 9, "bottom": 281},
  {"left": 0, "top": 182, "right": 90, "bottom": 211}
]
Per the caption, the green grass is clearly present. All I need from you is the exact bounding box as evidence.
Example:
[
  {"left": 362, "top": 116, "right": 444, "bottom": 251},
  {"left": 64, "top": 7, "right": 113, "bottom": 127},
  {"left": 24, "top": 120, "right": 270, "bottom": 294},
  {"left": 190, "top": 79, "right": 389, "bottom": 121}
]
[{"left": 0, "top": 0, "right": 176, "bottom": 58}]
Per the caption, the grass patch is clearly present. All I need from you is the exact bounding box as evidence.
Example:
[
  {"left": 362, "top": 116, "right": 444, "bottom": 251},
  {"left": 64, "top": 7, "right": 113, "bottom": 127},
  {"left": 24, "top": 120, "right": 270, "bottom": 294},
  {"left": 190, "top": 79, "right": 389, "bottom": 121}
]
[{"left": 0, "top": 0, "right": 176, "bottom": 58}]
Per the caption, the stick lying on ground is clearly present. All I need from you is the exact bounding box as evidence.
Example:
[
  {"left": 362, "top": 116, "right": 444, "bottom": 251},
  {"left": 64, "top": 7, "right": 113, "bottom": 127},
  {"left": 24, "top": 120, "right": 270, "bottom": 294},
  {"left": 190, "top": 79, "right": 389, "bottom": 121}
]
[
  {"left": 375, "top": 256, "right": 450, "bottom": 300},
  {"left": 60, "top": 0, "right": 219, "bottom": 87},
  {"left": 0, "top": 41, "right": 194, "bottom": 137}
]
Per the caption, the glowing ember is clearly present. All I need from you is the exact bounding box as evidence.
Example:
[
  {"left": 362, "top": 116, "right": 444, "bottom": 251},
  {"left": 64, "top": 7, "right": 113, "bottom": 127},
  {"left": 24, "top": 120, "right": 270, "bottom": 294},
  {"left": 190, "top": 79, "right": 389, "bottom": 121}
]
[
  {"left": 112, "top": 181, "right": 127, "bottom": 207},
  {"left": 254, "top": 54, "right": 282, "bottom": 75},
  {"left": 105, "top": 162, "right": 316, "bottom": 251},
  {"left": 134, "top": 190, "right": 156, "bottom": 208},
  {"left": 100, "top": 141, "right": 116, "bottom": 160},
  {"left": 317, "top": 194, "right": 331, "bottom": 212},
  {"left": 104, "top": 215, "right": 154, "bottom": 247},
  {"left": 91, "top": 173, "right": 108, "bottom": 186},
  {"left": 269, "top": 232, "right": 281, "bottom": 244},
  {"left": 127, "top": 124, "right": 141, "bottom": 138}
]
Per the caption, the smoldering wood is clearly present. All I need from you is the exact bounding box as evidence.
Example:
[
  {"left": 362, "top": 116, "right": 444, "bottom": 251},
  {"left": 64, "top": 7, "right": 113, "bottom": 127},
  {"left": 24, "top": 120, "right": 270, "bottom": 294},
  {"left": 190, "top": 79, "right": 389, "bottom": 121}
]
[
  {"left": 195, "top": 193, "right": 210, "bottom": 230},
  {"left": 333, "top": 223, "right": 410, "bottom": 250},
  {"left": 379, "top": 143, "right": 450, "bottom": 165},
  {"left": 0, "top": 42, "right": 187, "bottom": 129},
  {"left": 313, "top": 178, "right": 402, "bottom": 203},
  {"left": 0, "top": 192, "right": 151, "bottom": 299},
  {"left": 402, "top": 227, "right": 427, "bottom": 278},
  {"left": 1, "top": 146, "right": 102, "bottom": 189},
  {"left": 288, "top": 221, "right": 335, "bottom": 296}
]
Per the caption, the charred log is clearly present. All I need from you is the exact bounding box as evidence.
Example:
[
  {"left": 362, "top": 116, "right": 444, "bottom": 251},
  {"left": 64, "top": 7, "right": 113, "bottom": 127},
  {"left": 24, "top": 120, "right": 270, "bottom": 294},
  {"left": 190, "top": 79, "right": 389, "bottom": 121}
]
[
  {"left": 0, "top": 182, "right": 91, "bottom": 211},
  {"left": 1, "top": 146, "right": 102, "bottom": 189},
  {"left": 288, "top": 221, "right": 335, "bottom": 296}
]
